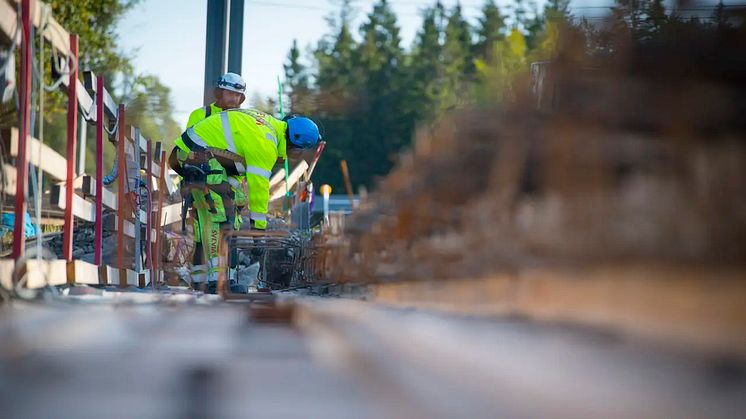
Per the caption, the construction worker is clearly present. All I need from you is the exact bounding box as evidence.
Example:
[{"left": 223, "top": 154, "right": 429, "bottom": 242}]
[
  {"left": 179, "top": 72, "right": 246, "bottom": 287},
  {"left": 186, "top": 72, "right": 246, "bottom": 129},
  {"left": 169, "top": 109, "right": 321, "bottom": 293}
]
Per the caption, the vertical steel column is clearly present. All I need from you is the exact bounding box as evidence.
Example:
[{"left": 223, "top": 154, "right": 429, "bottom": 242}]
[
  {"left": 203, "top": 0, "right": 228, "bottom": 106},
  {"left": 227, "top": 0, "right": 244, "bottom": 75},
  {"left": 63, "top": 35, "right": 79, "bottom": 262},
  {"left": 94, "top": 76, "right": 104, "bottom": 266},
  {"left": 116, "top": 104, "right": 126, "bottom": 279},
  {"left": 12, "top": 0, "right": 34, "bottom": 260}
]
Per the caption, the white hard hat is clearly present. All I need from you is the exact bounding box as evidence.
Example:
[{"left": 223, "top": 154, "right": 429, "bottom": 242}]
[{"left": 216, "top": 72, "right": 246, "bottom": 94}]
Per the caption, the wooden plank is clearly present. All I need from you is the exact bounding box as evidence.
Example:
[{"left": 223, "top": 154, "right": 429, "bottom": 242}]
[
  {"left": 2, "top": 163, "right": 17, "bottom": 195},
  {"left": 0, "top": 0, "right": 17, "bottom": 46},
  {"left": 369, "top": 265, "right": 746, "bottom": 358},
  {"left": 139, "top": 270, "right": 150, "bottom": 288},
  {"left": 83, "top": 70, "right": 118, "bottom": 120},
  {"left": 18, "top": 259, "right": 68, "bottom": 289},
  {"left": 99, "top": 265, "right": 139, "bottom": 287},
  {"left": 157, "top": 202, "right": 183, "bottom": 226},
  {"left": 269, "top": 167, "right": 285, "bottom": 190},
  {"left": 164, "top": 169, "right": 178, "bottom": 195},
  {"left": 4, "top": 127, "right": 68, "bottom": 181},
  {"left": 82, "top": 176, "right": 147, "bottom": 224},
  {"left": 51, "top": 184, "right": 95, "bottom": 222},
  {"left": 67, "top": 259, "right": 100, "bottom": 285},
  {"left": 0, "top": 258, "right": 13, "bottom": 290},
  {"left": 0, "top": 0, "right": 96, "bottom": 122},
  {"left": 269, "top": 161, "right": 309, "bottom": 202},
  {"left": 57, "top": 69, "right": 96, "bottom": 123},
  {"left": 30, "top": 0, "right": 69, "bottom": 54},
  {"left": 51, "top": 184, "right": 152, "bottom": 240},
  {"left": 102, "top": 214, "right": 156, "bottom": 242},
  {"left": 1, "top": 1, "right": 69, "bottom": 54}
]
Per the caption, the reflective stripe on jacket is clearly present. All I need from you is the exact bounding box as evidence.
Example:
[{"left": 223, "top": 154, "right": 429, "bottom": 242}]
[{"left": 174, "top": 109, "right": 288, "bottom": 229}]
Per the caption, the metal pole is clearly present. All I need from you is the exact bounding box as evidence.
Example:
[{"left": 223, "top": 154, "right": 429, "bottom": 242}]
[
  {"left": 78, "top": 116, "right": 86, "bottom": 175},
  {"left": 153, "top": 149, "right": 167, "bottom": 289},
  {"left": 116, "top": 104, "right": 126, "bottom": 277},
  {"left": 63, "top": 34, "right": 79, "bottom": 262},
  {"left": 94, "top": 75, "right": 104, "bottom": 266},
  {"left": 146, "top": 139, "right": 153, "bottom": 275},
  {"left": 12, "top": 0, "right": 34, "bottom": 260},
  {"left": 203, "top": 0, "right": 228, "bottom": 106},
  {"left": 227, "top": 0, "right": 244, "bottom": 74},
  {"left": 133, "top": 128, "right": 141, "bottom": 274}
]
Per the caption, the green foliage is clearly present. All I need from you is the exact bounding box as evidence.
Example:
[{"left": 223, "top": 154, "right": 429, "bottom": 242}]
[
  {"left": 119, "top": 74, "right": 181, "bottom": 152},
  {"left": 33, "top": 0, "right": 179, "bottom": 175},
  {"left": 474, "top": 0, "right": 507, "bottom": 60},
  {"left": 285, "top": 0, "right": 709, "bottom": 192},
  {"left": 474, "top": 28, "right": 527, "bottom": 103},
  {"left": 283, "top": 40, "right": 313, "bottom": 114}
]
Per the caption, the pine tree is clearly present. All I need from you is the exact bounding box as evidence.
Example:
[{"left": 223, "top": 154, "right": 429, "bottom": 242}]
[
  {"left": 353, "top": 0, "right": 408, "bottom": 188},
  {"left": 406, "top": 2, "right": 446, "bottom": 122},
  {"left": 312, "top": 0, "right": 361, "bottom": 190},
  {"left": 442, "top": 3, "right": 473, "bottom": 109},
  {"left": 284, "top": 39, "right": 312, "bottom": 114},
  {"left": 475, "top": 0, "right": 507, "bottom": 60}
]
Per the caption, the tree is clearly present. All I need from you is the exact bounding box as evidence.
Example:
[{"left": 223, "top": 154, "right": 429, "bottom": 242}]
[
  {"left": 284, "top": 39, "right": 313, "bottom": 114},
  {"left": 34, "top": 1, "right": 181, "bottom": 175},
  {"left": 406, "top": 2, "right": 446, "bottom": 122},
  {"left": 119, "top": 74, "right": 181, "bottom": 151},
  {"left": 48, "top": 0, "right": 139, "bottom": 89},
  {"left": 475, "top": 0, "right": 507, "bottom": 60},
  {"left": 355, "top": 0, "right": 408, "bottom": 187},
  {"left": 442, "top": 3, "right": 473, "bottom": 108},
  {"left": 311, "top": 0, "right": 362, "bottom": 190},
  {"left": 474, "top": 28, "right": 528, "bottom": 103}
]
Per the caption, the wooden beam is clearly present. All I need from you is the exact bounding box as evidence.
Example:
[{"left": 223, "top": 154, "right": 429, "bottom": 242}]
[
  {"left": 368, "top": 265, "right": 746, "bottom": 358},
  {"left": 99, "top": 265, "right": 139, "bottom": 287},
  {"left": 51, "top": 184, "right": 95, "bottom": 222},
  {"left": 0, "top": 258, "right": 13, "bottom": 290},
  {"left": 29, "top": 0, "right": 69, "bottom": 54},
  {"left": 0, "top": 0, "right": 17, "bottom": 46},
  {"left": 81, "top": 176, "right": 147, "bottom": 224},
  {"left": 9, "top": 259, "right": 69, "bottom": 289},
  {"left": 157, "top": 202, "right": 184, "bottom": 226},
  {"left": 1, "top": 163, "right": 17, "bottom": 195},
  {"left": 83, "top": 70, "right": 118, "bottom": 120},
  {"left": 3, "top": 127, "right": 68, "bottom": 181},
  {"left": 51, "top": 184, "right": 153, "bottom": 241},
  {"left": 1, "top": 0, "right": 70, "bottom": 54},
  {"left": 269, "top": 161, "right": 309, "bottom": 202},
  {"left": 66, "top": 259, "right": 101, "bottom": 285}
]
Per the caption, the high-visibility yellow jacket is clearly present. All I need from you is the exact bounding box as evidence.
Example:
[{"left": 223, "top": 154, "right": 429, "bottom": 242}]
[
  {"left": 175, "top": 109, "right": 287, "bottom": 229},
  {"left": 186, "top": 103, "right": 222, "bottom": 129}
]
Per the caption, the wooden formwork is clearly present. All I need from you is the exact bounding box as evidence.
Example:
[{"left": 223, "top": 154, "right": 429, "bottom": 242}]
[{"left": 0, "top": 0, "right": 182, "bottom": 289}]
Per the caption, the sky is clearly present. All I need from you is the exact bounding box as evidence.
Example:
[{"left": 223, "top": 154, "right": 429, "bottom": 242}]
[{"left": 117, "top": 0, "right": 534, "bottom": 127}]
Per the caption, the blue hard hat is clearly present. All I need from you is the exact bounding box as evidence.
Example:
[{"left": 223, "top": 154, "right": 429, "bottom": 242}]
[{"left": 286, "top": 116, "right": 321, "bottom": 149}]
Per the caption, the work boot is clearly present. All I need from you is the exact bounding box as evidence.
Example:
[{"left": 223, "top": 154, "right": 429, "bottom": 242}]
[
  {"left": 191, "top": 282, "right": 208, "bottom": 293},
  {"left": 229, "top": 280, "right": 248, "bottom": 294},
  {"left": 207, "top": 281, "right": 218, "bottom": 294}
]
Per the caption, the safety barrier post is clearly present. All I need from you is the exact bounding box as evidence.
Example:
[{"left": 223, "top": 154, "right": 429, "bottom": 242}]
[
  {"left": 94, "top": 75, "right": 104, "bottom": 266},
  {"left": 153, "top": 150, "right": 167, "bottom": 288},
  {"left": 63, "top": 34, "right": 79, "bottom": 261},
  {"left": 145, "top": 140, "right": 153, "bottom": 276},
  {"left": 12, "top": 0, "right": 34, "bottom": 261},
  {"left": 116, "top": 104, "right": 126, "bottom": 284}
]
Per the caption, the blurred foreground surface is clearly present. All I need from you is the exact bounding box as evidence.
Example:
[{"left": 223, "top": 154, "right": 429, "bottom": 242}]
[{"left": 0, "top": 291, "right": 745, "bottom": 419}]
